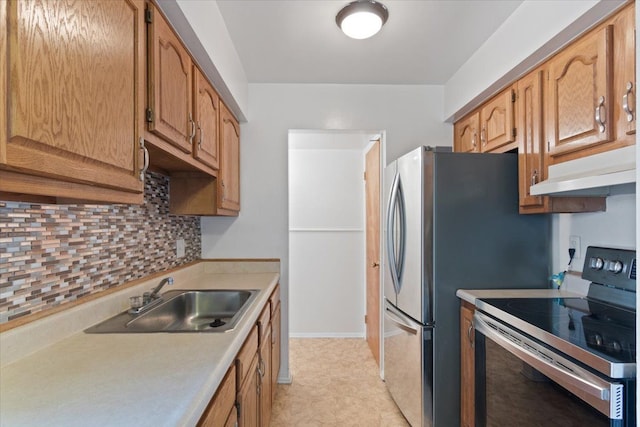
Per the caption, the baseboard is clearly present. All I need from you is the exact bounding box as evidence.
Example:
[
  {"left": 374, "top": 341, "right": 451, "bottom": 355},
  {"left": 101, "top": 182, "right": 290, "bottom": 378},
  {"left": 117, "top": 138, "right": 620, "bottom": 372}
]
[
  {"left": 289, "top": 332, "right": 365, "bottom": 338},
  {"left": 277, "top": 373, "right": 293, "bottom": 384}
]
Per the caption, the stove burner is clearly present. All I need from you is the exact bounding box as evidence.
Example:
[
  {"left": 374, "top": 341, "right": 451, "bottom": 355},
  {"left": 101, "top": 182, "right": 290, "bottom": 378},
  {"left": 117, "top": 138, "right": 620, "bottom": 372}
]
[{"left": 481, "top": 297, "right": 637, "bottom": 365}]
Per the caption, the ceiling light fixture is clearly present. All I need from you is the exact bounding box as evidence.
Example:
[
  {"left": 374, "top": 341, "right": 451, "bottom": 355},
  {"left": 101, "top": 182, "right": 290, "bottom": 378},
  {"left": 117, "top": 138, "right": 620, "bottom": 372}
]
[{"left": 336, "top": 0, "right": 389, "bottom": 40}]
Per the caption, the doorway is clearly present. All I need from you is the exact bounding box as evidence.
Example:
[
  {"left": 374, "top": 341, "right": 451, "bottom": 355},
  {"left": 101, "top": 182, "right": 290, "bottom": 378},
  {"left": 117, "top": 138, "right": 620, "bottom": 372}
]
[{"left": 288, "top": 130, "right": 383, "bottom": 352}]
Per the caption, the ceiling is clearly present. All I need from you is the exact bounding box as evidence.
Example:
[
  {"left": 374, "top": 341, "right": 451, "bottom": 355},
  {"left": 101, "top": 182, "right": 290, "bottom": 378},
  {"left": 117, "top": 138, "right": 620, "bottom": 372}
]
[{"left": 216, "top": 0, "right": 524, "bottom": 85}]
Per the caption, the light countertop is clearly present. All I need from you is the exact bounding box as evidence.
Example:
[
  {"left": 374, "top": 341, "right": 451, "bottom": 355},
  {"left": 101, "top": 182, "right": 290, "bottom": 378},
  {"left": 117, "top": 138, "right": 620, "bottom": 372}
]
[
  {"left": 457, "top": 273, "right": 590, "bottom": 305},
  {"left": 456, "top": 288, "right": 585, "bottom": 305},
  {"left": 0, "top": 261, "right": 280, "bottom": 427}
]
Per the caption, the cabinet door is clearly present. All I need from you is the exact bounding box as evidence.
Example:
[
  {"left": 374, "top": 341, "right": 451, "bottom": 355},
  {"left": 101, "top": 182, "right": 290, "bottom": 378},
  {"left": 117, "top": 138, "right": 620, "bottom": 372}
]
[
  {"left": 271, "top": 302, "right": 281, "bottom": 403},
  {"left": 460, "top": 305, "right": 475, "bottom": 427},
  {"left": 147, "top": 3, "right": 193, "bottom": 153},
  {"left": 198, "top": 365, "right": 236, "bottom": 427},
  {"left": 1, "top": 0, "right": 145, "bottom": 197},
  {"left": 453, "top": 112, "right": 480, "bottom": 153},
  {"left": 237, "top": 353, "right": 259, "bottom": 427},
  {"left": 480, "top": 87, "right": 515, "bottom": 152},
  {"left": 218, "top": 102, "right": 240, "bottom": 213},
  {"left": 517, "top": 70, "right": 546, "bottom": 212},
  {"left": 259, "top": 325, "right": 272, "bottom": 427},
  {"left": 612, "top": 4, "right": 636, "bottom": 143},
  {"left": 547, "top": 25, "right": 613, "bottom": 160},
  {"left": 193, "top": 66, "right": 220, "bottom": 170},
  {"left": 224, "top": 407, "right": 238, "bottom": 427}
]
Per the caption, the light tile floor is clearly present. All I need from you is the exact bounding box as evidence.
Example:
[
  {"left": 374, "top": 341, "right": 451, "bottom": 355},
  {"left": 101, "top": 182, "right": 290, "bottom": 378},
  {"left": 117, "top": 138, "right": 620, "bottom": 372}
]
[{"left": 270, "top": 338, "right": 409, "bottom": 426}]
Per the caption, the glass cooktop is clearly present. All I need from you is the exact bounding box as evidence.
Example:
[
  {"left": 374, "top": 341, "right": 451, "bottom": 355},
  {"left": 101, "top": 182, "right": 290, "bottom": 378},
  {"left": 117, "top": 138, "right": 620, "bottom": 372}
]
[{"left": 477, "top": 297, "right": 636, "bottom": 372}]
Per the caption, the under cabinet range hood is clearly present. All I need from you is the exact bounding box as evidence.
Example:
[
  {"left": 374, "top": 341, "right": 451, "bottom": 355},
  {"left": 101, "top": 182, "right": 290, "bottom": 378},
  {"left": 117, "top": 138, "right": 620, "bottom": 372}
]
[{"left": 530, "top": 146, "right": 636, "bottom": 196}]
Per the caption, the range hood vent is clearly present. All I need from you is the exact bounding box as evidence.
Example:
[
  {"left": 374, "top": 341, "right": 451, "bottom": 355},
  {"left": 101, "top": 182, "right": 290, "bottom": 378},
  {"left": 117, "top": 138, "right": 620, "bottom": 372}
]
[{"left": 530, "top": 146, "right": 636, "bottom": 196}]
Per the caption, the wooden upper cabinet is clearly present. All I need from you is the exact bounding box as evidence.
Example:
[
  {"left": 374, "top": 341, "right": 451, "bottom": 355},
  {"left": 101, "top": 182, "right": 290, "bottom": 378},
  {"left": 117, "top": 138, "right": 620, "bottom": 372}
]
[
  {"left": 218, "top": 102, "right": 241, "bottom": 214},
  {"left": 479, "top": 86, "right": 516, "bottom": 153},
  {"left": 146, "top": 3, "right": 193, "bottom": 154},
  {"left": 547, "top": 24, "right": 613, "bottom": 161},
  {"left": 1, "top": 0, "right": 145, "bottom": 203},
  {"left": 612, "top": 3, "right": 636, "bottom": 144},
  {"left": 517, "top": 70, "right": 546, "bottom": 212},
  {"left": 453, "top": 111, "right": 480, "bottom": 153},
  {"left": 193, "top": 66, "right": 220, "bottom": 170}
]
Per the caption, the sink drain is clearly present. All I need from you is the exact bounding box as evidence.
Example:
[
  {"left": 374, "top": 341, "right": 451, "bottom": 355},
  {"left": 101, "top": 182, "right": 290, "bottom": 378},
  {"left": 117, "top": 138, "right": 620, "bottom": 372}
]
[{"left": 209, "top": 318, "right": 226, "bottom": 328}]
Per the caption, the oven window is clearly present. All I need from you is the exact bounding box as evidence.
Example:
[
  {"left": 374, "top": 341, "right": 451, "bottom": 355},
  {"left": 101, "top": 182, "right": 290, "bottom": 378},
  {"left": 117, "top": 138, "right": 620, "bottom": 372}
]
[{"left": 481, "top": 338, "right": 609, "bottom": 426}]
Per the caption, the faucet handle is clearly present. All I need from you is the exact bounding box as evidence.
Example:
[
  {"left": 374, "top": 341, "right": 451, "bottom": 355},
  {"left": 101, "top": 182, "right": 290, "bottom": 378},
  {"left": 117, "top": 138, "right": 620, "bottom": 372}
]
[{"left": 142, "top": 291, "right": 152, "bottom": 304}]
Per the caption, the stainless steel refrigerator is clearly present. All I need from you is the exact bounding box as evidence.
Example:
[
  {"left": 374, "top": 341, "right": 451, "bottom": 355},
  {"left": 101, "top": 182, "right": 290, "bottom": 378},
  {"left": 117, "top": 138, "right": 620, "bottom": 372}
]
[{"left": 383, "top": 146, "right": 550, "bottom": 427}]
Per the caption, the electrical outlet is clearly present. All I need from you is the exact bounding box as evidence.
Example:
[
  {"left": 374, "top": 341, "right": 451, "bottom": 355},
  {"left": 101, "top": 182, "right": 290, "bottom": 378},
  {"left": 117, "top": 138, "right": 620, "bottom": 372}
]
[
  {"left": 176, "top": 238, "right": 185, "bottom": 258},
  {"left": 569, "top": 235, "right": 581, "bottom": 259}
]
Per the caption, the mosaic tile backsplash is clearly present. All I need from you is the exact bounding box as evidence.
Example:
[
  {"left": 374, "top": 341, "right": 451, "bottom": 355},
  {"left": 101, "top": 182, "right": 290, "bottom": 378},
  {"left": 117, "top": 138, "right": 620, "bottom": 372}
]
[{"left": 0, "top": 172, "right": 201, "bottom": 323}]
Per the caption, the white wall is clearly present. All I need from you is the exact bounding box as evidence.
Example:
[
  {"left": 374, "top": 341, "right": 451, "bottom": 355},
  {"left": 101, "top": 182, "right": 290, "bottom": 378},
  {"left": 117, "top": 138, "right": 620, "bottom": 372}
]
[
  {"left": 157, "top": 0, "right": 249, "bottom": 120},
  {"left": 444, "top": 0, "right": 625, "bottom": 120},
  {"left": 289, "top": 145, "right": 366, "bottom": 336},
  {"left": 201, "top": 83, "right": 449, "bottom": 380},
  {"left": 552, "top": 188, "right": 636, "bottom": 273}
]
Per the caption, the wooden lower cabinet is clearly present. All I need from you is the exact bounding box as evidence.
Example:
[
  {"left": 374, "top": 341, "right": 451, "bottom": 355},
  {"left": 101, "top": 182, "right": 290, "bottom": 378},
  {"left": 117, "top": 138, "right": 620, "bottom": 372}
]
[
  {"left": 225, "top": 407, "right": 238, "bottom": 427},
  {"left": 460, "top": 302, "right": 475, "bottom": 427},
  {"left": 238, "top": 353, "right": 260, "bottom": 427},
  {"left": 198, "top": 285, "right": 281, "bottom": 427},
  {"left": 198, "top": 365, "right": 237, "bottom": 427},
  {"left": 259, "top": 322, "right": 273, "bottom": 427},
  {"left": 271, "top": 301, "right": 281, "bottom": 403}
]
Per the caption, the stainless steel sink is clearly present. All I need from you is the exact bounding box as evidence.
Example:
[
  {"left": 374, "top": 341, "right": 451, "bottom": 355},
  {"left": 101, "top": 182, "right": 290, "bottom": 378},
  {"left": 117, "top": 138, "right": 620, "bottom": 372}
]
[{"left": 85, "top": 289, "right": 259, "bottom": 333}]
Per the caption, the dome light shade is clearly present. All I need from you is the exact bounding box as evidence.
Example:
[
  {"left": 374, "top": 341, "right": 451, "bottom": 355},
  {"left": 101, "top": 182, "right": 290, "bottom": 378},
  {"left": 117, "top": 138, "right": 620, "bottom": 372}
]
[{"left": 336, "top": 1, "right": 389, "bottom": 40}]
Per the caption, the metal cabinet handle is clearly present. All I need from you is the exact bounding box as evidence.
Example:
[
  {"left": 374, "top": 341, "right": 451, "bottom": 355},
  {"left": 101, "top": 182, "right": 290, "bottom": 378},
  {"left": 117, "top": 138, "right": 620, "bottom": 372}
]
[
  {"left": 221, "top": 179, "right": 226, "bottom": 201},
  {"left": 189, "top": 113, "right": 196, "bottom": 143},
  {"left": 257, "top": 357, "right": 264, "bottom": 377},
  {"left": 622, "top": 82, "right": 634, "bottom": 122},
  {"left": 372, "top": 262, "right": 379, "bottom": 268},
  {"left": 197, "top": 122, "right": 203, "bottom": 149},
  {"left": 467, "top": 323, "right": 474, "bottom": 348},
  {"left": 595, "top": 96, "right": 606, "bottom": 133},
  {"left": 472, "top": 132, "right": 477, "bottom": 148},
  {"left": 531, "top": 169, "right": 538, "bottom": 186},
  {"left": 139, "top": 137, "right": 149, "bottom": 182},
  {"left": 480, "top": 127, "right": 486, "bottom": 146}
]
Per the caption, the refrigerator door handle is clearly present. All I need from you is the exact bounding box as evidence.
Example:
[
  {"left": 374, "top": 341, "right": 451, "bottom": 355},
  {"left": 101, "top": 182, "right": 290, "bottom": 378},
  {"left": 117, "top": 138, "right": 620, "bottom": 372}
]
[
  {"left": 386, "top": 172, "right": 407, "bottom": 296},
  {"left": 396, "top": 177, "right": 406, "bottom": 287},
  {"left": 386, "top": 173, "right": 401, "bottom": 294},
  {"left": 385, "top": 305, "right": 419, "bottom": 335}
]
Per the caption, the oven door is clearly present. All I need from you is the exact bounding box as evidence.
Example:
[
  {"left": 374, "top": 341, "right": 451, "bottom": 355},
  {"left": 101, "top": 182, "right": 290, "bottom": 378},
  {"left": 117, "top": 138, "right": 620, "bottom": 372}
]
[{"left": 473, "top": 311, "right": 633, "bottom": 427}]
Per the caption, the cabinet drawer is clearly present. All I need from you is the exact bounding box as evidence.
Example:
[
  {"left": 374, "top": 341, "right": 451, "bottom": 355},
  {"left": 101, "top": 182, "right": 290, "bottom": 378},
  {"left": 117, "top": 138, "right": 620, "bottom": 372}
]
[
  {"left": 197, "top": 364, "right": 236, "bottom": 427},
  {"left": 236, "top": 325, "right": 258, "bottom": 386},
  {"left": 269, "top": 285, "right": 280, "bottom": 314},
  {"left": 258, "top": 303, "right": 271, "bottom": 345}
]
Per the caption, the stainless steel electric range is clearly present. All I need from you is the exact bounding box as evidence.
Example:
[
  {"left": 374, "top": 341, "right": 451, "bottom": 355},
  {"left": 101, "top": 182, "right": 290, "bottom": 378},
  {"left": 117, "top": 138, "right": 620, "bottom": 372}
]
[{"left": 474, "top": 246, "right": 636, "bottom": 427}]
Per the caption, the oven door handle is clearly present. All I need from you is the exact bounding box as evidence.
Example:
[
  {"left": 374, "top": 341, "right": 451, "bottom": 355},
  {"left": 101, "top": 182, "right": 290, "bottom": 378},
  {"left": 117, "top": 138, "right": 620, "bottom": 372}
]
[{"left": 474, "top": 312, "right": 614, "bottom": 403}]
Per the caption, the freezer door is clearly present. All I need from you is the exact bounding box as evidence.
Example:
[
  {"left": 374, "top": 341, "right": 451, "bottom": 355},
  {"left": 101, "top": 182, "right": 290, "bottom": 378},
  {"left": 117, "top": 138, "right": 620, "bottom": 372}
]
[{"left": 384, "top": 301, "right": 433, "bottom": 427}]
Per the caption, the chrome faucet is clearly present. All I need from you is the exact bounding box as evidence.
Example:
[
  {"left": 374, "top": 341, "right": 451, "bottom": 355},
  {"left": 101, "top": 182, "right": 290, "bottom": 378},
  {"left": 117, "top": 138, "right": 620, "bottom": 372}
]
[{"left": 144, "top": 277, "right": 174, "bottom": 303}]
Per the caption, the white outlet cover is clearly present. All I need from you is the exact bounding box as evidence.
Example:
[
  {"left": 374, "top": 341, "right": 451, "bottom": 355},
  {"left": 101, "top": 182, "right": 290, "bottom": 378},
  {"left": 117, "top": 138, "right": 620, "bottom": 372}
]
[
  {"left": 569, "top": 235, "right": 581, "bottom": 260},
  {"left": 176, "top": 238, "right": 186, "bottom": 258}
]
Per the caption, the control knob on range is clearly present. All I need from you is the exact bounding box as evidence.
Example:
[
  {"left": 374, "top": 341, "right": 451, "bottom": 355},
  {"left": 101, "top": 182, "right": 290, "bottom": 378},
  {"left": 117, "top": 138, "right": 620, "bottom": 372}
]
[
  {"left": 588, "top": 333, "right": 604, "bottom": 347},
  {"left": 607, "top": 260, "right": 624, "bottom": 274},
  {"left": 590, "top": 257, "right": 604, "bottom": 270},
  {"left": 611, "top": 341, "right": 622, "bottom": 353}
]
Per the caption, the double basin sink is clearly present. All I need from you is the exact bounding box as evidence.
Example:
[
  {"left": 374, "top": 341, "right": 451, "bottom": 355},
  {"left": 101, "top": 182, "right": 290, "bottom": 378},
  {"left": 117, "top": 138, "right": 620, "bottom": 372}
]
[{"left": 85, "top": 289, "right": 259, "bottom": 333}]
